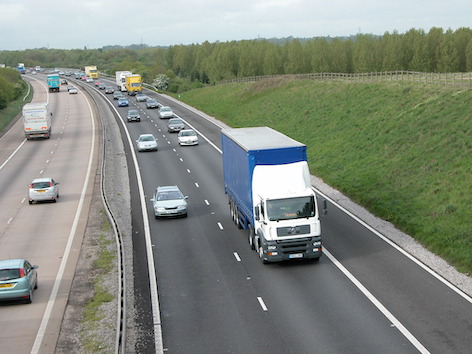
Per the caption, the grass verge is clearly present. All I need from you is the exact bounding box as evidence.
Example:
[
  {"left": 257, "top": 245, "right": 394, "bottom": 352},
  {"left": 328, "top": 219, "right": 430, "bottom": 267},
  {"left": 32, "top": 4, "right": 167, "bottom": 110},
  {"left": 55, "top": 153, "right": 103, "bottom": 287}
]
[{"left": 81, "top": 213, "right": 115, "bottom": 352}]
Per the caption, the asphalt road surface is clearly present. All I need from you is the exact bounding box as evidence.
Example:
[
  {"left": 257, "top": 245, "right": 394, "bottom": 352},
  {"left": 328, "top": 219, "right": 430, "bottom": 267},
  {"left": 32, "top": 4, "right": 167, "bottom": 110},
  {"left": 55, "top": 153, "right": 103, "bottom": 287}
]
[{"left": 0, "top": 76, "right": 98, "bottom": 353}]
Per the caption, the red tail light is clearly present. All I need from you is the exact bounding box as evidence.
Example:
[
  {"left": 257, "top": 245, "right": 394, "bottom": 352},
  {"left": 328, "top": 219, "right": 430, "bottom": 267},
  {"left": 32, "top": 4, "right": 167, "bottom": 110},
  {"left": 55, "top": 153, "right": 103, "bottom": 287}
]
[
  {"left": 19, "top": 268, "right": 25, "bottom": 278},
  {"left": 49, "top": 182, "right": 53, "bottom": 187}
]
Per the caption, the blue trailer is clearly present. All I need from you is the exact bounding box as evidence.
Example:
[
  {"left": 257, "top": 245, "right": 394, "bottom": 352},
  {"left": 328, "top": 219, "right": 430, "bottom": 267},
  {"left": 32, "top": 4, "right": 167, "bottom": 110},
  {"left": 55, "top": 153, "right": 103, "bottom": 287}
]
[
  {"left": 47, "top": 74, "right": 60, "bottom": 92},
  {"left": 222, "top": 127, "right": 324, "bottom": 263}
]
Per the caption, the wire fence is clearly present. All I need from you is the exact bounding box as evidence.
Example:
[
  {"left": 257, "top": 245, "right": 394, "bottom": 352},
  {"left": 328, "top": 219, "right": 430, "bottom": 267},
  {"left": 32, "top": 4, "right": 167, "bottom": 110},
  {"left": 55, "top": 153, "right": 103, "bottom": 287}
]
[{"left": 216, "top": 71, "right": 472, "bottom": 86}]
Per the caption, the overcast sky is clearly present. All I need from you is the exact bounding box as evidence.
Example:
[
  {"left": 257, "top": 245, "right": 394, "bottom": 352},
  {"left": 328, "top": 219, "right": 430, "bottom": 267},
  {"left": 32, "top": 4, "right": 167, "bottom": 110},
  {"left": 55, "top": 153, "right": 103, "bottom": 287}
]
[{"left": 1, "top": 0, "right": 471, "bottom": 50}]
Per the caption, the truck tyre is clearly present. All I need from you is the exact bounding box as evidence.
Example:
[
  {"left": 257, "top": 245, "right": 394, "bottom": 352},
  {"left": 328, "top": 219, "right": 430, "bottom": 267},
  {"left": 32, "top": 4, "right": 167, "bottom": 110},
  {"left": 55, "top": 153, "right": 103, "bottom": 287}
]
[
  {"left": 248, "top": 226, "right": 255, "bottom": 250},
  {"left": 258, "top": 244, "right": 268, "bottom": 264},
  {"left": 235, "top": 206, "right": 242, "bottom": 229}
]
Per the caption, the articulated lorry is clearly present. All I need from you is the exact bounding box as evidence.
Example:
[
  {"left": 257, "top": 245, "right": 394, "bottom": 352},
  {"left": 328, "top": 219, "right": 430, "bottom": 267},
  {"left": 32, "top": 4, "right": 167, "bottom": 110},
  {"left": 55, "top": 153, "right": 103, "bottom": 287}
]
[
  {"left": 222, "top": 127, "right": 325, "bottom": 263},
  {"left": 125, "top": 74, "right": 142, "bottom": 95},
  {"left": 85, "top": 65, "right": 98, "bottom": 79},
  {"left": 22, "top": 102, "right": 51, "bottom": 139},
  {"left": 115, "top": 71, "right": 132, "bottom": 91},
  {"left": 47, "top": 74, "right": 60, "bottom": 92}
]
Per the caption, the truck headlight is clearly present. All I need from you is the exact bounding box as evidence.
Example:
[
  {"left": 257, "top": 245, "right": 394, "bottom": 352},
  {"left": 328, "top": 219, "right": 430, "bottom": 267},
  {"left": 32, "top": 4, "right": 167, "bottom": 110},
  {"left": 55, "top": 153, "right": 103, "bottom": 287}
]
[
  {"left": 313, "top": 241, "right": 322, "bottom": 247},
  {"left": 267, "top": 245, "right": 277, "bottom": 250}
]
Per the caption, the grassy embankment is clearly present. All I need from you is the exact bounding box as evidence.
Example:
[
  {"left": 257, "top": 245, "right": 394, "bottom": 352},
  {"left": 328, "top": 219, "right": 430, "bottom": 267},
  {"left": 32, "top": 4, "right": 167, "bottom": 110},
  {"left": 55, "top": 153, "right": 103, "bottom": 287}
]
[
  {"left": 0, "top": 78, "right": 32, "bottom": 132},
  {"left": 176, "top": 78, "right": 472, "bottom": 274}
]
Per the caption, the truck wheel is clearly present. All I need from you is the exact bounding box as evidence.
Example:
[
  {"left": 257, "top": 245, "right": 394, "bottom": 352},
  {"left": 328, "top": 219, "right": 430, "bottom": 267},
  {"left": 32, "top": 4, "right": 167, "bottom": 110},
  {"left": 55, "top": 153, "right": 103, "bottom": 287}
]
[
  {"left": 258, "top": 244, "right": 268, "bottom": 264},
  {"left": 229, "top": 201, "right": 235, "bottom": 220},
  {"left": 248, "top": 227, "right": 255, "bottom": 250}
]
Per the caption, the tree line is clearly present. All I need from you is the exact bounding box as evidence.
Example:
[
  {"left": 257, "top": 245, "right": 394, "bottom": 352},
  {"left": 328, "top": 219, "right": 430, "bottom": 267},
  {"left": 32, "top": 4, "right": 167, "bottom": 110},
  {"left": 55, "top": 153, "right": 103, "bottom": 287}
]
[
  {"left": 0, "top": 68, "right": 27, "bottom": 109},
  {"left": 1, "top": 27, "right": 471, "bottom": 91}
]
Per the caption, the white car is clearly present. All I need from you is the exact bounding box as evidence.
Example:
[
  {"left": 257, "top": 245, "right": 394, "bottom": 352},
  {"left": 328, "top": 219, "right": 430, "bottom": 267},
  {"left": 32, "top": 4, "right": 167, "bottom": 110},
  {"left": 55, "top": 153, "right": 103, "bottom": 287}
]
[
  {"left": 86, "top": 77, "right": 94, "bottom": 83},
  {"left": 136, "top": 134, "right": 158, "bottom": 152},
  {"left": 28, "top": 177, "right": 60, "bottom": 204},
  {"left": 178, "top": 129, "right": 199, "bottom": 146},
  {"left": 158, "top": 106, "right": 174, "bottom": 119},
  {"left": 68, "top": 87, "right": 78, "bottom": 94}
]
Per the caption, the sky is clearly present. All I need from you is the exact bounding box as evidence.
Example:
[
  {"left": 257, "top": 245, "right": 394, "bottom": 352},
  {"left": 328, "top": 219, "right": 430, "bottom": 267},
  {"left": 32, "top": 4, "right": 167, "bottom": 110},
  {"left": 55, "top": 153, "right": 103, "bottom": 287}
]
[{"left": 0, "top": 0, "right": 471, "bottom": 50}]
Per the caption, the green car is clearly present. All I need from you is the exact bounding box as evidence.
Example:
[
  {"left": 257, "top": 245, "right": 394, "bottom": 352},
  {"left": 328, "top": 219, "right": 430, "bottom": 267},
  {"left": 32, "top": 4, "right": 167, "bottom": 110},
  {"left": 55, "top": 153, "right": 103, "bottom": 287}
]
[{"left": 0, "top": 259, "right": 38, "bottom": 303}]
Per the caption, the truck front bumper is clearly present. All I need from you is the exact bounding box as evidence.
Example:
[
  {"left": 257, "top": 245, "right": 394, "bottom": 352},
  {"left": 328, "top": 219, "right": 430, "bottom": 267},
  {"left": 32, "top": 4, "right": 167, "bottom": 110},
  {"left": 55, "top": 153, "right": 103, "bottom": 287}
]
[{"left": 261, "top": 237, "right": 322, "bottom": 262}]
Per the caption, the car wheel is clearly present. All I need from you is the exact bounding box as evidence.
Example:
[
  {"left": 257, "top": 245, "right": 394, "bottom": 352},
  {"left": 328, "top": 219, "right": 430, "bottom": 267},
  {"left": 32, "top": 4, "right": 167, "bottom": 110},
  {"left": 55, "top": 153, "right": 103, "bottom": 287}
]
[
  {"left": 137, "top": 118, "right": 140, "bottom": 122},
  {"left": 34, "top": 279, "right": 38, "bottom": 289},
  {"left": 128, "top": 119, "right": 131, "bottom": 122},
  {"left": 28, "top": 200, "right": 32, "bottom": 205},
  {"left": 25, "top": 288, "right": 33, "bottom": 304},
  {"left": 53, "top": 198, "right": 57, "bottom": 203}
]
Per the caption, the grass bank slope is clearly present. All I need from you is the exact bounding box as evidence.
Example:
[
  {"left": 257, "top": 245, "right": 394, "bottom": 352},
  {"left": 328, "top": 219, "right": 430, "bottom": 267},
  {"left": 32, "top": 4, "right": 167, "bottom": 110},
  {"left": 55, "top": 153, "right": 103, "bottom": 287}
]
[{"left": 177, "top": 78, "right": 472, "bottom": 274}]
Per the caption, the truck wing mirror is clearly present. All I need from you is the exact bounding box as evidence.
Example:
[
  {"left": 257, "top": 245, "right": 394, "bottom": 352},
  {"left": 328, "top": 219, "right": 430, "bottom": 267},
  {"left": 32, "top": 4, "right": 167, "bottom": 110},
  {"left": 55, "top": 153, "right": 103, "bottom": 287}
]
[{"left": 254, "top": 206, "right": 260, "bottom": 221}]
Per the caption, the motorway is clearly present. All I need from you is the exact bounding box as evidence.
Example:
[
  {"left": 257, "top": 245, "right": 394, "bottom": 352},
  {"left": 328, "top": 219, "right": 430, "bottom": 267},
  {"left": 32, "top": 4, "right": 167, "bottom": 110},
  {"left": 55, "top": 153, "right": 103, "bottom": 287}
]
[
  {"left": 0, "top": 73, "right": 471, "bottom": 353},
  {"left": 89, "top": 75, "right": 471, "bottom": 353},
  {"left": 0, "top": 76, "right": 97, "bottom": 353}
]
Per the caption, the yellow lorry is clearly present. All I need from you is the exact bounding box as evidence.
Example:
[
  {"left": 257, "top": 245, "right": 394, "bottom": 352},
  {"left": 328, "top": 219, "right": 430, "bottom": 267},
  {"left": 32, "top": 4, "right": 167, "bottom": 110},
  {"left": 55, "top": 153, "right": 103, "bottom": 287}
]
[
  {"left": 85, "top": 65, "right": 98, "bottom": 79},
  {"left": 125, "top": 74, "right": 142, "bottom": 95}
]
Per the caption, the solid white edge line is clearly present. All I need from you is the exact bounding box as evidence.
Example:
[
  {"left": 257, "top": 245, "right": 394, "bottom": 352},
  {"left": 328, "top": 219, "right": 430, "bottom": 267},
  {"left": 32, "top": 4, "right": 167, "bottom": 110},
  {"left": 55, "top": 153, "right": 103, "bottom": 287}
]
[
  {"left": 31, "top": 81, "right": 96, "bottom": 354},
  {"left": 0, "top": 139, "right": 27, "bottom": 171},
  {"left": 313, "top": 187, "right": 472, "bottom": 305},
  {"left": 323, "top": 248, "right": 430, "bottom": 354}
]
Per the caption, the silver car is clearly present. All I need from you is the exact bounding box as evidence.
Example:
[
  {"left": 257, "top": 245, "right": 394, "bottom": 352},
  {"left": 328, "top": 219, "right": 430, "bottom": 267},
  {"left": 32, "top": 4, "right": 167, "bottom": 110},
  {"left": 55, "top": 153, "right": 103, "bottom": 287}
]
[
  {"left": 167, "top": 118, "right": 185, "bottom": 133},
  {"left": 158, "top": 106, "right": 174, "bottom": 119},
  {"left": 28, "top": 177, "right": 60, "bottom": 204},
  {"left": 136, "top": 93, "right": 148, "bottom": 102},
  {"left": 0, "top": 259, "right": 38, "bottom": 303},
  {"left": 178, "top": 129, "right": 199, "bottom": 146},
  {"left": 151, "top": 186, "right": 188, "bottom": 218},
  {"left": 136, "top": 134, "right": 158, "bottom": 152}
]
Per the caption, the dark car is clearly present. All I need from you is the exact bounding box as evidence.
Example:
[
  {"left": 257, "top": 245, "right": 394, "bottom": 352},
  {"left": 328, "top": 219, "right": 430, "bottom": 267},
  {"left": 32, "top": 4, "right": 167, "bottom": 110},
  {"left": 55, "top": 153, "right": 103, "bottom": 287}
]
[
  {"left": 113, "top": 91, "right": 124, "bottom": 100},
  {"left": 127, "top": 109, "right": 141, "bottom": 122},
  {"left": 105, "top": 86, "right": 114, "bottom": 94},
  {"left": 146, "top": 98, "right": 159, "bottom": 109},
  {"left": 167, "top": 118, "right": 185, "bottom": 133}
]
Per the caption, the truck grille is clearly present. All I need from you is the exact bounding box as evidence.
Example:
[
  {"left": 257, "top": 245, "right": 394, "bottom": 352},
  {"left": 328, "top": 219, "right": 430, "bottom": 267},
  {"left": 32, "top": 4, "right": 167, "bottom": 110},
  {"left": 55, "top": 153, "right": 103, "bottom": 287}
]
[
  {"left": 276, "top": 224, "right": 310, "bottom": 236},
  {"left": 277, "top": 237, "right": 313, "bottom": 255}
]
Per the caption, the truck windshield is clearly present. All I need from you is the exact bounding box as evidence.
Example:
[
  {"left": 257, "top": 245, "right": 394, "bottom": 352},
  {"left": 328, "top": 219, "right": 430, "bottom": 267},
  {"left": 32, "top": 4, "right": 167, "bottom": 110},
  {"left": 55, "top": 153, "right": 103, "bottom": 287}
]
[{"left": 267, "top": 196, "right": 315, "bottom": 221}]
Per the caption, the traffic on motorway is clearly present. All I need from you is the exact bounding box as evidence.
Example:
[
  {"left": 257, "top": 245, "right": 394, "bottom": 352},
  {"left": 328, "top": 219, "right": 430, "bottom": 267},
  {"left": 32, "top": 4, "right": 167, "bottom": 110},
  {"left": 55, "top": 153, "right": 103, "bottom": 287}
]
[{"left": 3, "top": 67, "right": 470, "bottom": 353}]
